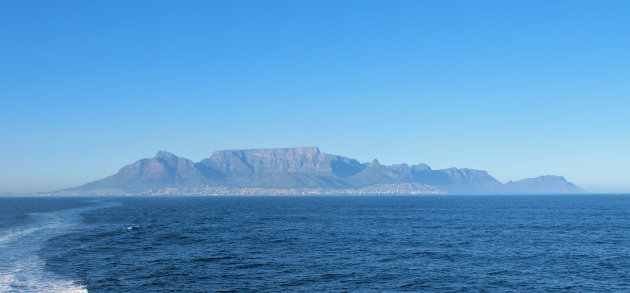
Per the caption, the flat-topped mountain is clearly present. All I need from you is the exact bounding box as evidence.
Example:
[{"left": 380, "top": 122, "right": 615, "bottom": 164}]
[
  {"left": 70, "top": 147, "right": 584, "bottom": 194},
  {"left": 196, "top": 147, "right": 365, "bottom": 183}
]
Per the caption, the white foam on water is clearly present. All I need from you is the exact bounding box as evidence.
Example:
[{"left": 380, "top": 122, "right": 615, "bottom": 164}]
[
  {"left": 0, "top": 201, "right": 119, "bottom": 293},
  {"left": 0, "top": 254, "right": 87, "bottom": 293},
  {"left": 0, "top": 227, "right": 44, "bottom": 248}
]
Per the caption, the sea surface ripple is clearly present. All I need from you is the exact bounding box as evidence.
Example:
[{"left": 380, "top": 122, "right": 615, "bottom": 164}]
[{"left": 3, "top": 195, "right": 630, "bottom": 292}]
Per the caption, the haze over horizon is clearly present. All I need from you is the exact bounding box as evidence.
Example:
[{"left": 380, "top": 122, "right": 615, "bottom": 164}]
[{"left": 1, "top": 1, "right": 629, "bottom": 194}]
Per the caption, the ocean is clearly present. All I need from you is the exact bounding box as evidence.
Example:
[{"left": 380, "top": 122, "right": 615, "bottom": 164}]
[{"left": 1, "top": 195, "right": 630, "bottom": 292}]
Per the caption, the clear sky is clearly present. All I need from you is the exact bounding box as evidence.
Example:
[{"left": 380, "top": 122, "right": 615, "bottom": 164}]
[{"left": 1, "top": 0, "right": 629, "bottom": 193}]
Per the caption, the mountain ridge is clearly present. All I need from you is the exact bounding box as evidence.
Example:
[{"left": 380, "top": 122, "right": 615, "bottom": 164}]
[{"left": 69, "top": 147, "right": 584, "bottom": 195}]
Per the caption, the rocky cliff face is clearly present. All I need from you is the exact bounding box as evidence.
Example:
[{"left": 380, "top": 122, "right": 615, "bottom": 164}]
[
  {"left": 72, "top": 147, "right": 584, "bottom": 194},
  {"left": 207, "top": 147, "right": 333, "bottom": 174},
  {"left": 196, "top": 147, "right": 365, "bottom": 184}
]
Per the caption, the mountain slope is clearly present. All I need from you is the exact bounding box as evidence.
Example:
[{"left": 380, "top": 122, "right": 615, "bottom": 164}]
[
  {"left": 346, "top": 160, "right": 403, "bottom": 187},
  {"left": 76, "top": 151, "right": 209, "bottom": 191},
  {"left": 432, "top": 168, "right": 505, "bottom": 194}
]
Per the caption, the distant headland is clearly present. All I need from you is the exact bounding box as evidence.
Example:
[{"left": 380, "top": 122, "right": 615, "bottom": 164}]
[{"left": 40, "top": 147, "right": 583, "bottom": 196}]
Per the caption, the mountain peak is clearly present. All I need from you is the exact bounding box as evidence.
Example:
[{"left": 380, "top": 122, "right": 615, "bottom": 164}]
[{"left": 155, "top": 150, "right": 176, "bottom": 159}]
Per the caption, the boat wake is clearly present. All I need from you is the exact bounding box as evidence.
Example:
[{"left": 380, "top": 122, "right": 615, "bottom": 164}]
[{"left": 0, "top": 201, "right": 118, "bottom": 292}]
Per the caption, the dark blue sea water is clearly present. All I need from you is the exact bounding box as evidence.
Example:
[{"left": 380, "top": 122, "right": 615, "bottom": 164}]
[{"left": 2, "top": 195, "right": 630, "bottom": 292}]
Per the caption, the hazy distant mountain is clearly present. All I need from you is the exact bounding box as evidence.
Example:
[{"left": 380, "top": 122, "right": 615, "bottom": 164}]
[
  {"left": 77, "top": 151, "right": 210, "bottom": 191},
  {"left": 195, "top": 147, "right": 365, "bottom": 187},
  {"left": 70, "top": 147, "right": 584, "bottom": 194},
  {"left": 505, "top": 176, "right": 583, "bottom": 194}
]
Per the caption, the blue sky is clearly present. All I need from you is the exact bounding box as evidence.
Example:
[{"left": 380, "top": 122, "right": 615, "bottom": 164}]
[{"left": 1, "top": 0, "right": 629, "bottom": 193}]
